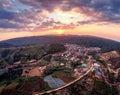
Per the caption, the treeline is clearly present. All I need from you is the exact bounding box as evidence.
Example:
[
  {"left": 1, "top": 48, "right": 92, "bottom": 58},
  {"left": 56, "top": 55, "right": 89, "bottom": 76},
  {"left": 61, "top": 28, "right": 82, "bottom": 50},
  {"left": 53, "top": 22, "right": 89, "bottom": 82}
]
[
  {"left": 0, "top": 43, "right": 66, "bottom": 65},
  {"left": 47, "top": 43, "right": 66, "bottom": 54},
  {"left": 0, "top": 46, "right": 45, "bottom": 65}
]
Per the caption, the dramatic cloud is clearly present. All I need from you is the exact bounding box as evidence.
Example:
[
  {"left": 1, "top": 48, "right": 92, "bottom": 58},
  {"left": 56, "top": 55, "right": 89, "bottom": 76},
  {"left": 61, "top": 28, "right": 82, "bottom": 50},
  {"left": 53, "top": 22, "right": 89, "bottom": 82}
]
[
  {"left": 34, "top": 18, "right": 76, "bottom": 32},
  {"left": 0, "top": 19, "right": 25, "bottom": 28},
  {"left": 61, "top": 0, "right": 120, "bottom": 23},
  {"left": 18, "top": 0, "right": 120, "bottom": 23},
  {"left": 18, "top": 0, "right": 63, "bottom": 12},
  {"left": 0, "top": 0, "right": 120, "bottom": 31}
]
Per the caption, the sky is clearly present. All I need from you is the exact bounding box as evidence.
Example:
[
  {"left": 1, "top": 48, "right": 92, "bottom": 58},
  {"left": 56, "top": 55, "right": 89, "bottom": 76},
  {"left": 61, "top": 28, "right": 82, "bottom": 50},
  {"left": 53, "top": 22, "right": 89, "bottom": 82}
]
[{"left": 0, "top": 0, "right": 120, "bottom": 41}]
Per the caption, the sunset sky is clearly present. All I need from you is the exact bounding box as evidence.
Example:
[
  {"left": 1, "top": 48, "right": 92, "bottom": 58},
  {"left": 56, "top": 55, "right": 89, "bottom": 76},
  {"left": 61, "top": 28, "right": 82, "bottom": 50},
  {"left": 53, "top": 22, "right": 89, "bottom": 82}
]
[{"left": 0, "top": 0, "right": 120, "bottom": 41}]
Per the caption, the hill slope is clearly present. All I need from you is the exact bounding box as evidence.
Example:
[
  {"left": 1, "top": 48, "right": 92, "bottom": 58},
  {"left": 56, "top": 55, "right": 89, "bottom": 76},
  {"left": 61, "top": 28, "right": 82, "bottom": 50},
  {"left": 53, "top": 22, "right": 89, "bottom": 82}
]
[
  {"left": 0, "top": 35, "right": 120, "bottom": 52},
  {"left": 0, "top": 42, "right": 14, "bottom": 48}
]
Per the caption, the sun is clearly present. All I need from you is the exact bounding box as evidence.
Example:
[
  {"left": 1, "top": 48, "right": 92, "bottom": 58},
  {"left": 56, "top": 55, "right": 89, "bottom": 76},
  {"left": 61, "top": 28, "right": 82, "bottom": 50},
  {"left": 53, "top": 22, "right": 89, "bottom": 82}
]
[{"left": 57, "top": 30, "right": 64, "bottom": 35}]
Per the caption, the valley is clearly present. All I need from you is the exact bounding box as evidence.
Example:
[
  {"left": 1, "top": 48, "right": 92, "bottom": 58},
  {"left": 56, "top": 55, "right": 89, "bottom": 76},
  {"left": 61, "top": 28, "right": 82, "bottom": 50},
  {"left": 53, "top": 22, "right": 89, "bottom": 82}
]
[{"left": 0, "top": 42, "right": 119, "bottom": 95}]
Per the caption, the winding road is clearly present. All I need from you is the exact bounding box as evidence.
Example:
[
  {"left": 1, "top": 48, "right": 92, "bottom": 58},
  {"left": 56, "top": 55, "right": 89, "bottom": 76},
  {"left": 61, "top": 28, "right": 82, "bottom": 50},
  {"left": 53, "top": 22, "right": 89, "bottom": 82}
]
[{"left": 33, "top": 64, "right": 94, "bottom": 95}]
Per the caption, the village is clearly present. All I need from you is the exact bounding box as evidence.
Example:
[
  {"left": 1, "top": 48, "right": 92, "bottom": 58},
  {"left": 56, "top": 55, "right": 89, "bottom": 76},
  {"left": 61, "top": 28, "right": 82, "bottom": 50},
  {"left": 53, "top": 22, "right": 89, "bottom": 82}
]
[
  {"left": 0, "top": 43, "right": 119, "bottom": 91},
  {"left": 0, "top": 43, "right": 120, "bottom": 95}
]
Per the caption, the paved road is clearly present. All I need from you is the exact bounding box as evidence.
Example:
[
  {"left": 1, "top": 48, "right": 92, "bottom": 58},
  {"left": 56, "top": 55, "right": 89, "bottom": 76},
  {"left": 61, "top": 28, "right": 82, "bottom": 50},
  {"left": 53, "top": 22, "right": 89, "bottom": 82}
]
[{"left": 33, "top": 64, "right": 94, "bottom": 95}]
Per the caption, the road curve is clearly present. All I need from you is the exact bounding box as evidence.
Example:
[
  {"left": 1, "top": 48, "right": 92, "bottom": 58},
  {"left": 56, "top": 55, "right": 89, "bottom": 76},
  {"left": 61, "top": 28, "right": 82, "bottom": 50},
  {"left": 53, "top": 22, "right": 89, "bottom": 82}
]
[{"left": 33, "top": 64, "right": 93, "bottom": 95}]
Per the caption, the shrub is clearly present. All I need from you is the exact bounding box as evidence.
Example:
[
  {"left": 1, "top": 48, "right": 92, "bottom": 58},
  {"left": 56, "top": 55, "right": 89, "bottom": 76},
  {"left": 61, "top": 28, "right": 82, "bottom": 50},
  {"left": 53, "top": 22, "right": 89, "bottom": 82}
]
[
  {"left": 47, "top": 43, "right": 66, "bottom": 54},
  {"left": 51, "top": 73, "right": 58, "bottom": 78},
  {"left": 25, "top": 76, "right": 40, "bottom": 82}
]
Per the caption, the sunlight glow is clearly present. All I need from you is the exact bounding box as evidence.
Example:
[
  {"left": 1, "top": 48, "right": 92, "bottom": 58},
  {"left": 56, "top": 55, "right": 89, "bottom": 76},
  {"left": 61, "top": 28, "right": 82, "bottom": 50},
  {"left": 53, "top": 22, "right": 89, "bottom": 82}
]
[{"left": 57, "top": 30, "right": 64, "bottom": 35}]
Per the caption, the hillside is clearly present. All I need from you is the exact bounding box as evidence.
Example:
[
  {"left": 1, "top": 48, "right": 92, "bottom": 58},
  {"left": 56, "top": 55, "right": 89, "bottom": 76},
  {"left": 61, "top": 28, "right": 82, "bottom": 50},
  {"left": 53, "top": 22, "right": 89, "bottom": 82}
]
[
  {"left": 0, "top": 42, "right": 14, "bottom": 48},
  {"left": 1, "top": 35, "right": 120, "bottom": 52},
  {"left": 0, "top": 43, "right": 120, "bottom": 95},
  {"left": 0, "top": 43, "right": 66, "bottom": 66}
]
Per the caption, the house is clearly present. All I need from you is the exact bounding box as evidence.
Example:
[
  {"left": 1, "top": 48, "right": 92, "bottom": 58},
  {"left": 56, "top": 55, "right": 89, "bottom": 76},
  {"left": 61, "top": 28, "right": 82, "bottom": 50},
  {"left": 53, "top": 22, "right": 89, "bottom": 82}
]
[
  {"left": 82, "top": 63, "right": 87, "bottom": 67},
  {"left": 93, "top": 63, "right": 102, "bottom": 76},
  {"left": 60, "top": 63, "right": 64, "bottom": 66},
  {"left": 74, "top": 71, "right": 80, "bottom": 77},
  {"left": 39, "top": 66, "right": 46, "bottom": 73},
  {"left": 74, "top": 69, "right": 77, "bottom": 72},
  {"left": 94, "top": 63, "right": 100, "bottom": 67}
]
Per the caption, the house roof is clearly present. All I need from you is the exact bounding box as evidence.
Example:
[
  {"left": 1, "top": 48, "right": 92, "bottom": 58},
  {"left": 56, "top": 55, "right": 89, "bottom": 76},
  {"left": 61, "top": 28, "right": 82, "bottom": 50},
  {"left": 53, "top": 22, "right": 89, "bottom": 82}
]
[{"left": 82, "top": 63, "right": 87, "bottom": 67}]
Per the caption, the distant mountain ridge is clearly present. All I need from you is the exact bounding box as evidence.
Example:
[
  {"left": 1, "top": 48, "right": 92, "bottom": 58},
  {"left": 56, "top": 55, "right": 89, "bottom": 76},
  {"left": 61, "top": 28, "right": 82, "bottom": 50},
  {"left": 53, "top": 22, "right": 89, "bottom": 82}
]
[
  {"left": 0, "top": 35, "right": 120, "bottom": 52},
  {"left": 0, "top": 42, "right": 14, "bottom": 48}
]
